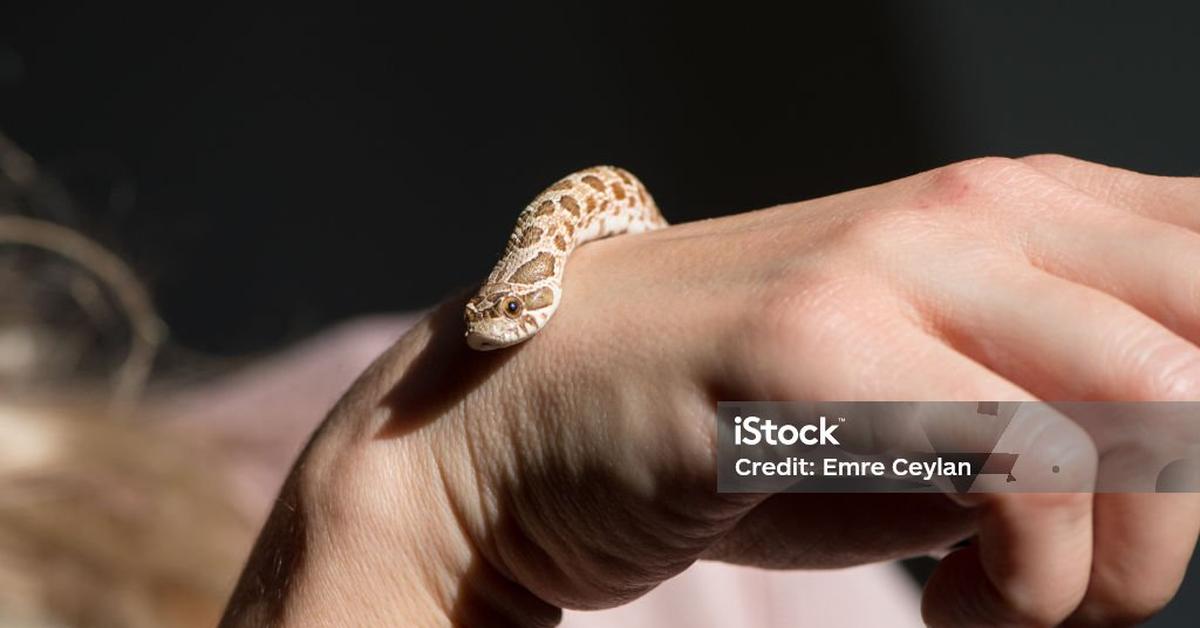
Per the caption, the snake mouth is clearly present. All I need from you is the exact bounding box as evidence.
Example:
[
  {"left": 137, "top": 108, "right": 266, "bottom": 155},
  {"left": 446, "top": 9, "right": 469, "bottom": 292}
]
[{"left": 465, "top": 330, "right": 504, "bottom": 351}]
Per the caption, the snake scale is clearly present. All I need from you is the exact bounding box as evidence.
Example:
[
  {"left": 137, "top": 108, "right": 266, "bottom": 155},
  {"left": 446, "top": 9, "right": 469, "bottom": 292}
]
[{"left": 465, "top": 166, "right": 668, "bottom": 350}]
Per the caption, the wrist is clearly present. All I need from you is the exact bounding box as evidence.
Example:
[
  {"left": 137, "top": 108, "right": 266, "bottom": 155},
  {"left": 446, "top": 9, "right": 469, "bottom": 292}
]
[
  {"left": 291, "top": 429, "right": 461, "bottom": 625},
  {"left": 223, "top": 303, "right": 558, "bottom": 626}
]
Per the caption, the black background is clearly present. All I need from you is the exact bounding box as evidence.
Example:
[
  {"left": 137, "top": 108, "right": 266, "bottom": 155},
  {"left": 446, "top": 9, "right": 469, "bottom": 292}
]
[
  {"left": 2, "top": 2, "right": 1199, "bottom": 623},
  {"left": 4, "top": 2, "right": 1194, "bottom": 355}
]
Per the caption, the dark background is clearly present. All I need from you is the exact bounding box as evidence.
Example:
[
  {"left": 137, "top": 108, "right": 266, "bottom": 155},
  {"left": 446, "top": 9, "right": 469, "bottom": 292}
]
[{"left": 2, "top": 1, "right": 1198, "bottom": 624}]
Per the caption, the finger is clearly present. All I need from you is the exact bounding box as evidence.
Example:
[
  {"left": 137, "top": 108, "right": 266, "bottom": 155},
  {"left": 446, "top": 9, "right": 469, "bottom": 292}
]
[
  {"left": 920, "top": 404, "right": 1098, "bottom": 627},
  {"left": 921, "top": 265, "right": 1200, "bottom": 401},
  {"left": 739, "top": 279, "right": 1098, "bottom": 493},
  {"left": 702, "top": 492, "right": 980, "bottom": 569},
  {"left": 1014, "top": 205, "right": 1200, "bottom": 347},
  {"left": 711, "top": 299, "right": 1036, "bottom": 567},
  {"left": 705, "top": 403, "right": 1099, "bottom": 569},
  {"left": 980, "top": 170, "right": 1200, "bottom": 347},
  {"left": 1066, "top": 493, "right": 1200, "bottom": 625},
  {"left": 1019, "top": 154, "right": 1200, "bottom": 232},
  {"left": 923, "top": 493, "right": 1093, "bottom": 627},
  {"left": 923, "top": 401, "right": 1097, "bottom": 626},
  {"left": 734, "top": 276, "right": 1034, "bottom": 403}
]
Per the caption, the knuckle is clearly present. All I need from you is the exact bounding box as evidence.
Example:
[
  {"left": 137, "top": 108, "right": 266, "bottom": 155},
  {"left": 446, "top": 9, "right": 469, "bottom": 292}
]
[
  {"left": 919, "top": 156, "right": 1025, "bottom": 208},
  {"left": 987, "top": 494, "right": 1094, "bottom": 625},
  {"left": 1017, "top": 152, "right": 1081, "bottom": 172},
  {"left": 1154, "top": 354, "right": 1200, "bottom": 401},
  {"left": 1119, "top": 329, "right": 1200, "bottom": 400},
  {"left": 953, "top": 155, "right": 1021, "bottom": 175},
  {"left": 1021, "top": 153, "right": 1156, "bottom": 211}
]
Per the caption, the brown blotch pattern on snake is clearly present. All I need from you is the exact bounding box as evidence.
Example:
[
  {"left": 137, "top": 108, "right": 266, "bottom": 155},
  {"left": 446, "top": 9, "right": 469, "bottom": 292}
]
[
  {"left": 519, "top": 226, "right": 544, "bottom": 247},
  {"left": 582, "top": 175, "right": 606, "bottom": 192},
  {"left": 507, "top": 252, "right": 556, "bottom": 284},
  {"left": 560, "top": 195, "right": 581, "bottom": 216}
]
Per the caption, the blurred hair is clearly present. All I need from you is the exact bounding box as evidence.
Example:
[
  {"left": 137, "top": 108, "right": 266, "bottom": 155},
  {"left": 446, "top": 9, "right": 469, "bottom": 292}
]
[
  {"left": 0, "top": 402, "right": 253, "bottom": 628},
  {"left": 0, "top": 135, "right": 253, "bottom": 627}
]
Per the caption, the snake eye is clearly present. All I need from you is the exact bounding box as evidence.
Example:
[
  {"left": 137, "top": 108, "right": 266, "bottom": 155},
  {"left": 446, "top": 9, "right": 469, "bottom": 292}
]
[{"left": 502, "top": 297, "right": 523, "bottom": 318}]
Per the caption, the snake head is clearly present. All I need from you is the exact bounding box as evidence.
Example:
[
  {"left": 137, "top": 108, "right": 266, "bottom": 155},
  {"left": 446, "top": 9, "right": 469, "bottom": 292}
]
[{"left": 463, "top": 288, "right": 530, "bottom": 350}]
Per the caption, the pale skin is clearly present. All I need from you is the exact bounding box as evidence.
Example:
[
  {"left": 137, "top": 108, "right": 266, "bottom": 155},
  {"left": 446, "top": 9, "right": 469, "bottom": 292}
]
[{"left": 222, "top": 156, "right": 1200, "bottom": 627}]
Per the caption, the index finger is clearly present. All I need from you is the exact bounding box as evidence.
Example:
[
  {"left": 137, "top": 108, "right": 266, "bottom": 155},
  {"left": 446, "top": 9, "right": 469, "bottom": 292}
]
[{"left": 1019, "top": 154, "right": 1200, "bottom": 232}]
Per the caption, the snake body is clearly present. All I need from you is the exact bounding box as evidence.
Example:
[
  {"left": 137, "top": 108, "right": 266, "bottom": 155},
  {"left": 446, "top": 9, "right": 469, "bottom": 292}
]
[{"left": 465, "top": 166, "right": 668, "bottom": 350}]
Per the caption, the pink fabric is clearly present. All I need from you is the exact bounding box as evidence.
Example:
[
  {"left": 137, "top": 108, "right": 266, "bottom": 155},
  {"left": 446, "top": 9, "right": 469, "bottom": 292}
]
[
  {"left": 562, "top": 561, "right": 922, "bottom": 628},
  {"left": 152, "top": 315, "right": 421, "bottom": 521}
]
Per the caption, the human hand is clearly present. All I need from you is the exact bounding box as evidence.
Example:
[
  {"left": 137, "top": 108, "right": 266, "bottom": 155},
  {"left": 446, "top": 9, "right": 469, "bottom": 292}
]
[{"left": 223, "top": 156, "right": 1200, "bottom": 627}]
